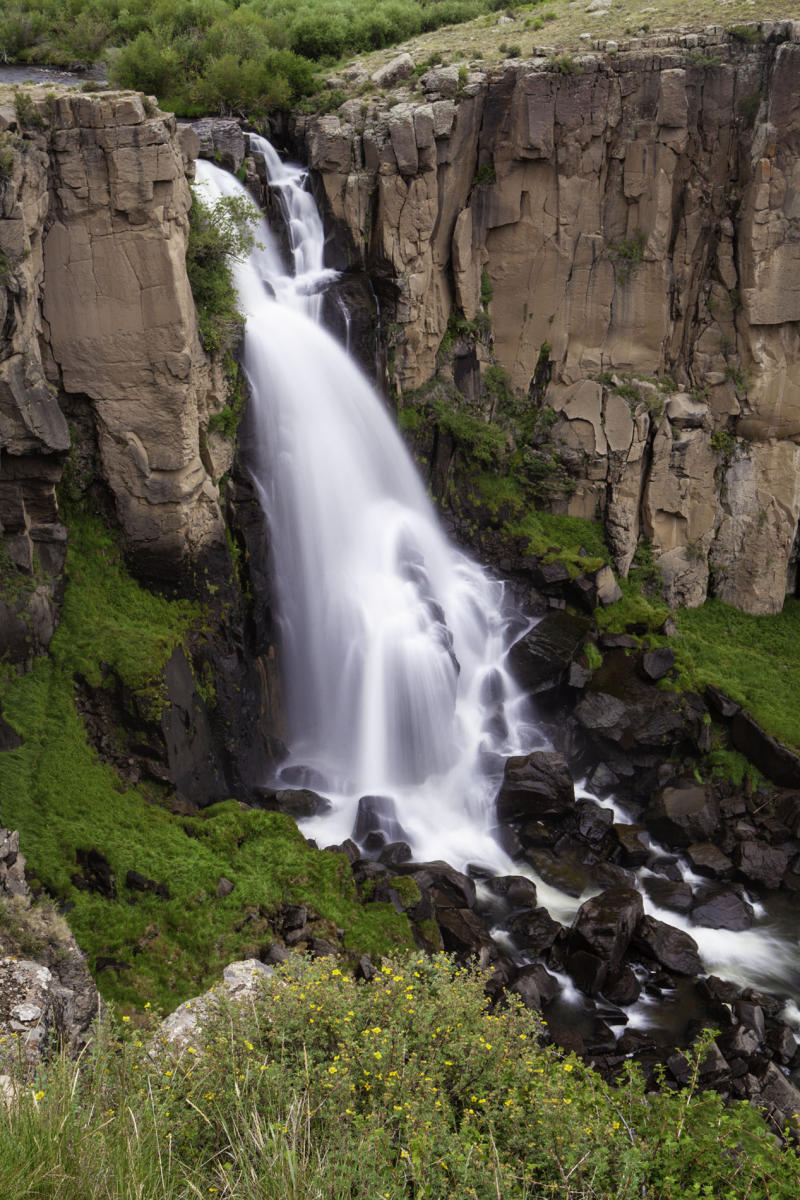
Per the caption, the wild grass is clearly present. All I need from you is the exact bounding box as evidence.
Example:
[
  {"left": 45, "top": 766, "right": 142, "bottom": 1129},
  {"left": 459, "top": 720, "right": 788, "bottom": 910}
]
[
  {"left": 0, "top": 954, "right": 797, "bottom": 1199},
  {"left": 0, "top": 515, "right": 411, "bottom": 1012}
]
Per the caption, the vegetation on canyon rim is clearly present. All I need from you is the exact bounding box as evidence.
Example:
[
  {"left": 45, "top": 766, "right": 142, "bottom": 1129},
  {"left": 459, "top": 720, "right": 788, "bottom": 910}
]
[
  {"left": 2, "top": 953, "right": 800, "bottom": 1199},
  {"left": 0, "top": 0, "right": 793, "bottom": 120}
]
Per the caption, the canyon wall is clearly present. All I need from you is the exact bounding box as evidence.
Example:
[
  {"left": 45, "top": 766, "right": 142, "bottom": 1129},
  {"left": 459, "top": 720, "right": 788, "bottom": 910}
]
[
  {"left": 0, "top": 88, "right": 231, "bottom": 659},
  {"left": 297, "top": 23, "right": 800, "bottom": 614}
]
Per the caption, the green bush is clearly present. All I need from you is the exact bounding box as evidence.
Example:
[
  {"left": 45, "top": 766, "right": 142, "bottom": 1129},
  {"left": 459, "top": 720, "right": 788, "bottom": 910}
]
[{"left": 186, "top": 187, "right": 258, "bottom": 356}]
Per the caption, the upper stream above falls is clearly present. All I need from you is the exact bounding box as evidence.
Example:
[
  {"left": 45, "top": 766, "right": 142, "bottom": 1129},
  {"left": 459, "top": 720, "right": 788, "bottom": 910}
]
[{"left": 193, "top": 145, "right": 800, "bottom": 1050}]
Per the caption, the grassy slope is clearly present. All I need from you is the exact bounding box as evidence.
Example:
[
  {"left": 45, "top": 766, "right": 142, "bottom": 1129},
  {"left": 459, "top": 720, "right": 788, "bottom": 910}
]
[
  {"left": 342, "top": 0, "right": 793, "bottom": 81},
  {"left": 0, "top": 516, "right": 411, "bottom": 1012}
]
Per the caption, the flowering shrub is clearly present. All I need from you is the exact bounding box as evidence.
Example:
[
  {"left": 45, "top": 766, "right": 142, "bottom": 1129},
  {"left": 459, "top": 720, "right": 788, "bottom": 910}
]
[{"left": 1, "top": 953, "right": 799, "bottom": 1198}]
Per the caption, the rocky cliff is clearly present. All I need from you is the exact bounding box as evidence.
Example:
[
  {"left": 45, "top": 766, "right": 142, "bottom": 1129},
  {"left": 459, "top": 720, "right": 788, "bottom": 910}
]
[
  {"left": 0, "top": 88, "right": 231, "bottom": 661},
  {"left": 296, "top": 23, "right": 800, "bottom": 614}
]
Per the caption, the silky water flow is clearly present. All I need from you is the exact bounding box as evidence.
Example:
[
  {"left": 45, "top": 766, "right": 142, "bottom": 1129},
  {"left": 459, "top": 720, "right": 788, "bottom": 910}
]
[{"left": 193, "top": 150, "right": 799, "bottom": 1021}]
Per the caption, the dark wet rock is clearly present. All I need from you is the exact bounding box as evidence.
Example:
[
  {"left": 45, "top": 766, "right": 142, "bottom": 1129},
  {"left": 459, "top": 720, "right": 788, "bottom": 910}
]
[
  {"left": 574, "top": 692, "right": 628, "bottom": 737},
  {"left": 519, "top": 819, "right": 557, "bottom": 846},
  {"left": 571, "top": 887, "right": 643, "bottom": 973},
  {"left": 603, "top": 963, "right": 642, "bottom": 1006},
  {"left": 631, "top": 916, "right": 703, "bottom": 976},
  {"left": 566, "top": 949, "right": 607, "bottom": 996},
  {"left": 126, "top": 869, "right": 170, "bottom": 899},
  {"left": 642, "top": 647, "right": 675, "bottom": 681},
  {"left": 437, "top": 907, "right": 492, "bottom": 955},
  {"left": 648, "top": 856, "right": 684, "bottom": 882},
  {"left": 509, "top": 963, "right": 559, "bottom": 1010},
  {"left": 507, "top": 906, "right": 564, "bottom": 954},
  {"left": 354, "top": 795, "right": 407, "bottom": 844},
  {"left": 767, "top": 1025, "right": 797, "bottom": 1064},
  {"left": 310, "top": 937, "right": 337, "bottom": 957},
  {"left": 568, "top": 662, "right": 592, "bottom": 689},
  {"left": 668, "top": 1040, "right": 729, "bottom": 1087},
  {"left": 756, "top": 1062, "right": 800, "bottom": 1129},
  {"left": 72, "top": 848, "right": 115, "bottom": 899},
  {"left": 705, "top": 685, "right": 740, "bottom": 719},
  {"left": 264, "top": 942, "right": 290, "bottom": 964},
  {"left": 278, "top": 764, "right": 329, "bottom": 791},
  {"left": 591, "top": 862, "right": 635, "bottom": 890},
  {"left": 612, "top": 823, "right": 650, "bottom": 867},
  {"left": 486, "top": 874, "right": 538, "bottom": 909},
  {"left": 584, "top": 1020, "right": 618, "bottom": 1055},
  {"left": 363, "top": 831, "right": 386, "bottom": 852},
  {"left": 741, "top": 988, "right": 784, "bottom": 1020},
  {"left": 691, "top": 887, "right": 754, "bottom": 932},
  {"left": 396, "top": 861, "right": 476, "bottom": 910},
  {"left": 645, "top": 785, "right": 719, "bottom": 848},
  {"left": 508, "top": 611, "right": 591, "bottom": 694},
  {"left": 731, "top": 710, "right": 800, "bottom": 788},
  {"left": 618, "top": 1028, "right": 657, "bottom": 1055},
  {"left": 273, "top": 788, "right": 331, "bottom": 819},
  {"left": 351, "top": 859, "right": 389, "bottom": 887},
  {"left": 585, "top": 762, "right": 620, "bottom": 796},
  {"left": 576, "top": 800, "right": 613, "bottom": 843},
  {"left": 355, "top": 955, "right": 376, "bottom": 981},
  {"left": 697, "top": 975, "right": 741, "bottom": 1006},
  {"left": 641, "top": 875, "right": 694, "bottom": 914},
  {"left": 524, "top": 848, "right": 588, "bottom": 898},
  {"left": 379, "top": 841, "right": 412, "bottom": 866},
  {"left": 598, "top": 633, "right": 639, "bottom": 650},
  {"left": 734, "top": 1000, "right": 766, "bottom": 1040},
  {"left": 717, "top": 1025, "right": 762, "bottom": 1060},
  {"left": 685, "top": 842, "right": 733, "bottom": 879},
  {"left": 735, "top": 840, "right": 789, "bottom": 889},
  {"left": 496, "top": 751, "right": 575, "bottom": 823}
]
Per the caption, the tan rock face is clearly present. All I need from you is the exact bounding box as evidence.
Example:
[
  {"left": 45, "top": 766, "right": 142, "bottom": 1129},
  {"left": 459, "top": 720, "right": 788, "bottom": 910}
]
[
  {"left": 299, "top": 29, "right": 800, "bottom": 614},
  {"left": 0, "top": 89, "right": 227, "bottom": 615}
]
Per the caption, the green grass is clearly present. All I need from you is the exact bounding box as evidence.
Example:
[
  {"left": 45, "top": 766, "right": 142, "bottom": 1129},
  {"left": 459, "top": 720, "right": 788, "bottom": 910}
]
[
  {"left": 507, "top": 509, "right": 609, "bottom": 576},
  {"left": 0, "top": 515, "right": 411, "bottom": 1012},
  {"left": 673, "top": 598, "right": 800, "bottom": 751},
  {"left": 1, "top": 954, "right": 798, "bottom": 1199}
]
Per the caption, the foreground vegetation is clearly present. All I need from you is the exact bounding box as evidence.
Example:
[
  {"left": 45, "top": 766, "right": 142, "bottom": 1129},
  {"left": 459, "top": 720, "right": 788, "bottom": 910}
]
[
  {"left": 1, "top": 952, "right": 798, "bottom": 1199},
  {"left": 0, "top": 514, "right": 411, "bottom": 1011}
]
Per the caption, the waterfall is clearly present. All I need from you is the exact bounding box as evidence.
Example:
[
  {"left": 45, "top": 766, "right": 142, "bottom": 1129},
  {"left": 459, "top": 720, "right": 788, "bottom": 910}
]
[
  {"left": 194, "top": 154, "right": 541, "bottom": 873},
  {"left": 193, "top": 149, "right": 799, "bottom": 1008}
]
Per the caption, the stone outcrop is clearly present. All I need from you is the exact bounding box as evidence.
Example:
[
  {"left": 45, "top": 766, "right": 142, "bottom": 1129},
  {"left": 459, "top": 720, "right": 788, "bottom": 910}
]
[
  {"left": 0, "top": 86, "right": 229, "bottom": 661},
  {"left": 295, "top": 24, "right": 800, "bottom": 614},
  {"left": 0, "top": 829, "right": 101, "bottom": 1080}
]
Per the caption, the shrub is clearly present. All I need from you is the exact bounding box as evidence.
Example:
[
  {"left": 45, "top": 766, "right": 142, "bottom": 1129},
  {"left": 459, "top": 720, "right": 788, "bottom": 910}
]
[
  {"left": 608, "top": 228, "right": 645, "bottom": 285},
  {"left": 186, "top": 187, "right": 258, "bottom": 356}
]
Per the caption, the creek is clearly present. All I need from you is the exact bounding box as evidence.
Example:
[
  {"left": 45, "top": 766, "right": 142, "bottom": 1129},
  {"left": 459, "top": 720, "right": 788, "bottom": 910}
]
[{"left": 193, "top": 145, "right": 800, "bottom": 1047}]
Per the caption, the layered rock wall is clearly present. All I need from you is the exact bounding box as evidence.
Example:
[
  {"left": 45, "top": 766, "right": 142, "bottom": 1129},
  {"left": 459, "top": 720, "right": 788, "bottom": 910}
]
[
  {"left": 0, "top": 89, "right": 229, "bottom": 658},
  {"left": 297, "top": 24, "right": 800, "bottom": 613}
]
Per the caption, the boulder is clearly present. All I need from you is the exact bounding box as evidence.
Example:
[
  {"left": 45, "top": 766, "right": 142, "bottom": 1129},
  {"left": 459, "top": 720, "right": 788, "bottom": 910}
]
[
  {"left": 507, "top": 906, "right": 564, "bottom": 954},
  {"left": 159, "top": 959, "right": 274, "bottom": 1052},
  {"left": 371, "top": 53, "right": 415, "bottom": 88},
  {"left": 645, "top": 785, "right": 719, "bottom": 847},
  {"left": 684, "top": 843, "right": 733, "bottom": 879},
  {"left": 571, "top": 887, "right": 644, "bottom": 972},
  {"left": 613, "top": 823, "right": 651, "bottom": 867},
  {"left": 395, "top": 861, "right": 476, "bottom": 910},
  {"left": 691, "top": 887, "right": 754, "bottom": 931},
  {"left": 496, "top": 751, "right": 575, "bottom": 823},
  {"left": 731, "top": 711, "right": 800, "bottom": 788},
  {"left": 631, "top": 915, "right": 703, "bottom": 975},
  {"left": 641, "top": 876, "right": 694, "bottom": 914},
  {"left": 510, "top": 963, "right": 559, "bottom": 1009},
  {"left": 486, "top": 874, "right": 538, "bottom": 909},
  {"left": 353, "top": 795, "right": 407, "bottom": 844},
  {"left": 508, "top": 612, "right": 591, "bottom": 694},
  {"left": 735, "top": 840, "right": 789, "bottom": 889},
  {"left": 641, "top": 647, "right": 675, "bottom": 681}
]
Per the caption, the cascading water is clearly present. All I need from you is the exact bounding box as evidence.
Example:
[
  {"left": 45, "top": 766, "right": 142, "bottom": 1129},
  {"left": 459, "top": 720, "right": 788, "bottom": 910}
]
[
  {"left": 194, "top": 153, "right": 541, "bottom": 875},
  {"left": 193, "top": 149, "right": 799, "bottom": 1018}
]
